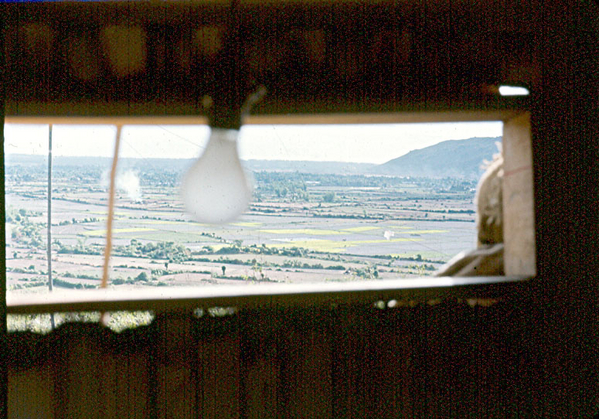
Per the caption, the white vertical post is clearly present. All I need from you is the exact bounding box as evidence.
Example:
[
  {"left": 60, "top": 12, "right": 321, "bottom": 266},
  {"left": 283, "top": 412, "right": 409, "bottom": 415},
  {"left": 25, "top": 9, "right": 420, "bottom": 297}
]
[
  {"left": 47, "top": 125, "right": 53, "bottom": 292},
  {"left": 48, "top": 125, "right": 55, "bottom": 330}
]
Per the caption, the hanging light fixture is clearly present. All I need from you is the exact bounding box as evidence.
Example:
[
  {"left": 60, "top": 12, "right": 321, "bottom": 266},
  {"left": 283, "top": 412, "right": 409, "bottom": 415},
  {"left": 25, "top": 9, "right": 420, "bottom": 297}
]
[
  {"left": 180, "top": 1, "right": 263, "bottom": 224},
  {"left": 180, "top": 127, "right": 252, "bottom": 224}
]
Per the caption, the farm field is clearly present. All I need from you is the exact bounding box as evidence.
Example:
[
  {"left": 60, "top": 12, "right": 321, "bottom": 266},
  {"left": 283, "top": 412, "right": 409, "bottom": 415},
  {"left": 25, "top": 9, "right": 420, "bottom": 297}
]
[{"left": 5, "top": 158, "right": 479, "bottom": 296}]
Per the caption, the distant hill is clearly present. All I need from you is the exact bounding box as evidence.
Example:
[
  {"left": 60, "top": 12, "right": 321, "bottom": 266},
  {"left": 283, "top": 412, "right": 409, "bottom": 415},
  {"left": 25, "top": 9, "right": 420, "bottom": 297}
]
[
  {"left": 5, "top": 154, "right": 194, "bottom": 172},
  {"left": 244, "top": 160, "right": 376, "bottom": 175},
  {"left": 5, "top": 154, "right": 376, "bottom": 176},
  {"left": 374, "top": 137, "right": 502, "bottom": 179},
  {"left": 7, "top": 137, "right": 500, "bottom": 178}
]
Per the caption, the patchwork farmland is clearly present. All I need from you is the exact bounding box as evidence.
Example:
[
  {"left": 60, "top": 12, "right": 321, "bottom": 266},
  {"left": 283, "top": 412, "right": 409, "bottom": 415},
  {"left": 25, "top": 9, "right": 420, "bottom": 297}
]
[{"left": 5, "top": 157, "right": 479, "bottom": 294}]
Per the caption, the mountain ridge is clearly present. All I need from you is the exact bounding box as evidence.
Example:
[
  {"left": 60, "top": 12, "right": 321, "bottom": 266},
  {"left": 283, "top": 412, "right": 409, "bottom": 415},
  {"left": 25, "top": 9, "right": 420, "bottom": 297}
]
[
  {"left": 6, "top": 136, "right": 501, "bottom": 178},
  {"left": 374, "top": 136, "right": 502, "bottom": 179}
]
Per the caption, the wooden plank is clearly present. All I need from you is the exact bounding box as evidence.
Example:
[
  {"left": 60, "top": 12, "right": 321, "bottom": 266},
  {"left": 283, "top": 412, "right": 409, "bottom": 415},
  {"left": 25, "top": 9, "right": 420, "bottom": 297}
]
[
  {"left": 282, "top": 326, "right": 333, "bottom": 418},
  {"left": 2, "top": 2, "right": 532, "bottom": 119},
  {"left": 364, "top": 310, "right": 413, "bottom": 418},
  {"left": 5, "top": 109, "right": 520, "bottom": 126},
  {"left": 8, "top": 367, "right": 54, "bottom": 419},
  {"left": 503, "top": 113, "right": 536, "bottom": 276},
  {"left": 5, "top": 115, "right": 207, "bottom": 126},
  {"left": 153, "top": 314, "right": 197, "bottom": 419},
  {"left": 6, "top": 299, "right": 530, "bottom": 418},
  {"left": 4, "top": 99, "right": 524, "bottom": 120},
  {"left": 113, "top": 351, "right": 150, "bottom": 418},
  {"left": 331, "top": 309, "right": 369, "bottom": 417},
  {"left": 245, "top": 357, "right": 280, "bottom": 418},
  {"left": 199, "top": 333, "right": 242, "bottom": 417},
  {"left": 61, "top": 328, "right": 103, "bottom": 418},
  {"left": 6, "top": 277, "right": 531, "bottom": 315},
  {"left": 243, "top": 331, "right": 281, "bottom": 419}
]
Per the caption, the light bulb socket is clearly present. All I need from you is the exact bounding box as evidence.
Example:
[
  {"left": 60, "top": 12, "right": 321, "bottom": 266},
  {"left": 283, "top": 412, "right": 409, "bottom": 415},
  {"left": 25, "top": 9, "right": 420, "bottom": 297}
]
[
  {"left": 209, "top": 105, "right": 242, "bottom": 130},
  {"left": 207, "top": 85, "right": 267, "bottom": 130}
]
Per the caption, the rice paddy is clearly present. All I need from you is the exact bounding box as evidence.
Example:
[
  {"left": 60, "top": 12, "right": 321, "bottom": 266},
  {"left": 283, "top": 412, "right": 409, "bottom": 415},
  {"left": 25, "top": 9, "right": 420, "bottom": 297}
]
[{"left": 5, "top": 162, "right": 478, "bottom": 293}]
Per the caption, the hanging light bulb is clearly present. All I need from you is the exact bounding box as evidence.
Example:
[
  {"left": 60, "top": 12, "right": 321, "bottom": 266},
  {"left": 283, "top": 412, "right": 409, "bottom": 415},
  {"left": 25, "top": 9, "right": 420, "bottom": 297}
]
[
  {"left": 180, "top": 0, "right": 264, "bottom": 224},
  {"left": 181, "top": 127, "right": 253, "bottom": 224}
]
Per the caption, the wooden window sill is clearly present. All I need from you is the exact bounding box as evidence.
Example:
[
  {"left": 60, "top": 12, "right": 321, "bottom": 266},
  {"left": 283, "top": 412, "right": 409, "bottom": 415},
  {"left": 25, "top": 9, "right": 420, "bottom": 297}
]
[{"left": 7, "top": 276, "right": 531, "bottom": 315}]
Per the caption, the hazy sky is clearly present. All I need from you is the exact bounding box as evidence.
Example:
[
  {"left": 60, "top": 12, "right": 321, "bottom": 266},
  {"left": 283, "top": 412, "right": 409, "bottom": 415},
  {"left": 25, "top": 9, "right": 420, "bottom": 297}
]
[{"left": 4, "top": 122, "right": 502, "bottom": 164}]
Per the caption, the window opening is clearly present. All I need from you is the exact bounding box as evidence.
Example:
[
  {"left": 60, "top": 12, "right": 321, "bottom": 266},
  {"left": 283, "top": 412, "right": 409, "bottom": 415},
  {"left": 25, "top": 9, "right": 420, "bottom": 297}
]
[{"left": 5, "top": 121, "right": 504, "bottom": 304}]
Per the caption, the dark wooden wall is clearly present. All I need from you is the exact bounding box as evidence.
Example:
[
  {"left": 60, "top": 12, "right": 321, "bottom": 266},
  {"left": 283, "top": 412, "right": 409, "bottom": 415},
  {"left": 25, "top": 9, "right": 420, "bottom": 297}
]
[
  {"left": 8, "top": 300, "right": 533, "bottom": 418},
  {"left": 1, "top": 1, "right": 533, "bottom": 118},
  {"left": 527, "top": 2, "right": 599, "bottom": 415}
]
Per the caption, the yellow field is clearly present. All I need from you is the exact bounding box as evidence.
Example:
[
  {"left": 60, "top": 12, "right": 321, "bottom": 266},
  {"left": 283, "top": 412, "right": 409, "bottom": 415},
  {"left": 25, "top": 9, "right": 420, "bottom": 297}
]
[
  {"left": 260, "top": 229, "right": 345, "bottom": 236},
  {"left": 88, "top": 211, "right": 130, "bottom": 217},
  {"left": 231, "top": 222, "right": 263, "bottom": 227},
  {"left": 269, "top": 237, "right": 422, "bottom": 253},
  {"left": 207, "top": 244, "right": 227, "bottom": 252},
  {"left": 82, "top": 228, "right": 156, "bottom": 236},
  {"left": 342, "top": 226, "right": 380, "bottom": 232},
  {"left": 137, "top": 219, "right": 194, "bottom": 226},
  {"left": 401, "top": 230, "right": 449, "bottom": 234}
]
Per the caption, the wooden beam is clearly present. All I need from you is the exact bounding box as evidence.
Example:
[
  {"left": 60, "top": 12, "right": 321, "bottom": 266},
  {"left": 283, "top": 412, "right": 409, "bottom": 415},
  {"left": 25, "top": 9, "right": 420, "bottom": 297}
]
[
  {"left": 5, "top": 109, "right": 521, "bottom": 127},
  {"left": 6, "top": 276, "right": 531, "bottom": 315},
  {"left": 503, "top": 112, "right": 536, "bottom": 276}
]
